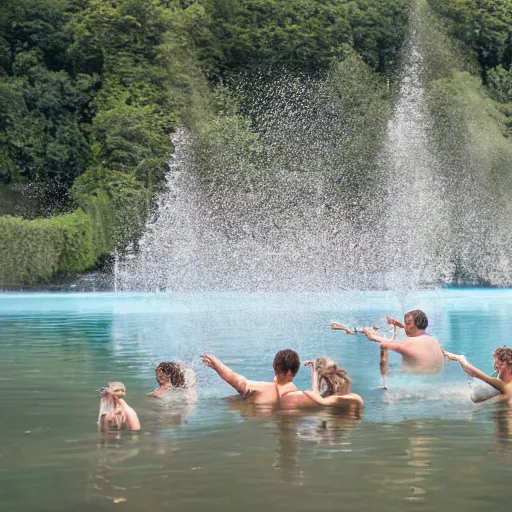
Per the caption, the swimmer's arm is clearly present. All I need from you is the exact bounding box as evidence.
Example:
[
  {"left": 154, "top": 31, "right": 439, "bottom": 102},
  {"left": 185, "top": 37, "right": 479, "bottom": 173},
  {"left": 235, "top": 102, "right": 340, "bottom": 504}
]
[
  {"left": 459, "top": 361, "right": 506, "bottom": 393},
  {"left": 303, "top": 391, "right": 363, "bottom": 407},
  {"left": 444, "top": 352, "right": 506, "bottom": 393},
  {"left": 386, "top": 316, "right": 405, "bottom": 329},
  {"left": 118, "top": 400, "right": 141, "bottom": 431},
  {"left": 304, "top": 361, "right": 318, "bottom": 392},
  {"left": 359, "top": 329, "right": 390, "bottom": 345},
  {"left": 302, "top": 390, "right": 330, "bottom": 405},
  {"left": 359, "top": 329, "right": 412, "bottom": 355},
  {"left": 201, "top": 354, "right": 249, "bottom": 395},
  {"left": 331, "top": 322, "right": 356, "bottom": 334},
  {"left": 379, "top": 340, "right": 414, "bottom": 356},
  {"left": 312, "top": 367, "right": 318, "bottom": 393}
]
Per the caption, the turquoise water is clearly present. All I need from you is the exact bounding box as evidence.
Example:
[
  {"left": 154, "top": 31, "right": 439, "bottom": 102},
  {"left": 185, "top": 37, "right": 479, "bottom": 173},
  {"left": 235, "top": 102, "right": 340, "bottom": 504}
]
[{"left": 0, "top": 289, "right": 511, "bottom": 511}]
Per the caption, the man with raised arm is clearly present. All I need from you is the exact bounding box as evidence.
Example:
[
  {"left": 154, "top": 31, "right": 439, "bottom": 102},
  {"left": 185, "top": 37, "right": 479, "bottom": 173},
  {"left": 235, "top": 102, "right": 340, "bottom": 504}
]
[
  {"left": 201, "top": 349, "right": 300, "bottom": 405},
  {"left": 359, "top": 310, "right": 444, "bottom": 374}
]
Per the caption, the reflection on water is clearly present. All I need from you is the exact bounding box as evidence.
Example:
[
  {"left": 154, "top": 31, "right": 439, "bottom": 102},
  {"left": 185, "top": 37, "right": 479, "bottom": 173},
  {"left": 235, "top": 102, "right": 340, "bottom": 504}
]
[
  {"left": 89, "top": 435, "right": 140, "bottom": 505},
  {"left": 492, "top": 403, "right": 512, "bottom": 455},
  {"left": 274, "top": 416, "right": 303, "bottom": 485},
  {"left": 0, "top": 290, "right": 511, "bottom": 511}
]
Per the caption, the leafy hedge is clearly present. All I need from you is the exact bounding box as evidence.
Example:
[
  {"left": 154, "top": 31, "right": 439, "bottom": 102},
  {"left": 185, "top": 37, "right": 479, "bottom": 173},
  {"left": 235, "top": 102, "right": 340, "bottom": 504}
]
[
  {"left": 0, "top": 170, "right": 150, "bottom": 284},
  {"left": 0, "top": 209, "right": 96, "bottom": 284}
]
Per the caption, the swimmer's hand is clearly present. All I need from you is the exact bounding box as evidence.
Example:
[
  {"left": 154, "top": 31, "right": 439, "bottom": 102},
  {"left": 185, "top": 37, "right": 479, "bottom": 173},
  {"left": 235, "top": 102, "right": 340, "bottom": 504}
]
[
  {"left": 386, "top": 316, "right": 405, "bottom": 329},
  {"left": 359, "top": 327, "right": 380, "bottom": 341},
  {"left": 442, "top": 350, "right": 462, "bottom": 362},
  {"left": 304, "top": 360, "right": 315, "bottom": 368},
  {"left": 201, "top": 353, "right": 219, "bottom": 369},
  {"left": 331, "top": 322, "right": 355, "bottom": 335},
  {"left": 98, "top": 387, "right": 116, "bottom": 397},
  {"left": 442, "top": 351, "right": 475, "bottom": 375}
]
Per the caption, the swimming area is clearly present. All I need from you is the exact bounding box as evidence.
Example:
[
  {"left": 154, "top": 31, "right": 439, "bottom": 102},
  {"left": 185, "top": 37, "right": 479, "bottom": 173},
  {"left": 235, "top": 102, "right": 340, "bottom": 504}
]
[{"left": 0, "top": 289, "right": 511, "bottom": 511}]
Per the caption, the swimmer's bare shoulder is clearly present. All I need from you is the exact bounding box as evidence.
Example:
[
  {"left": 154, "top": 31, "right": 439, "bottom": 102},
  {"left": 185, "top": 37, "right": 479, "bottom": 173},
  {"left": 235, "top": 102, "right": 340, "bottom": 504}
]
[
  {"left": 401, "top": 334, "right": 444, "bottom": 373},
  {"left": 244, "top": 380, "right": 280, "bottom": 404}
]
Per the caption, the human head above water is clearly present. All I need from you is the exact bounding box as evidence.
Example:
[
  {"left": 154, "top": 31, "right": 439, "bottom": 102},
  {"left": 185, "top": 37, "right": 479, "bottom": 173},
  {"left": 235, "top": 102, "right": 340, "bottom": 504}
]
[
  {"left": 106, "top": 381, "right": 126, "bottom": 398},
  {"left": 493, "top": 346, "right": 512, "bottom": 370},
  {"left": 155, "top": 361, "right": 186, "bottom": 387},
  {"left": 315, "top": 357, "right": 352, "bottom": 396},
  {"left": 404, "top": 309, "right": 428, "bottom": 333},
  {"left": 273, "top": 349, "right": 300, "bottom": 378}
]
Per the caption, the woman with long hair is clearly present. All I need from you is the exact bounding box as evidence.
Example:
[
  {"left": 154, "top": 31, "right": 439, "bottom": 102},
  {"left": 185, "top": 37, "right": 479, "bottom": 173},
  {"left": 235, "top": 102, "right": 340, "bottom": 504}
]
[{"left": 279, "top": 357, "right": 363, "bottom": 411}]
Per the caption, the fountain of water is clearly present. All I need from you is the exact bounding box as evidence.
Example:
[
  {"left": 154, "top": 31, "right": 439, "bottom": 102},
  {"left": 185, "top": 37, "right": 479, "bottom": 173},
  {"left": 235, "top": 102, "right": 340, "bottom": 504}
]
[
  {"left": 366, "top": 4, "right": 454, "bottom": 291},
  {"left": 118, "top": 0, "right": 512, "bottom": 292}
]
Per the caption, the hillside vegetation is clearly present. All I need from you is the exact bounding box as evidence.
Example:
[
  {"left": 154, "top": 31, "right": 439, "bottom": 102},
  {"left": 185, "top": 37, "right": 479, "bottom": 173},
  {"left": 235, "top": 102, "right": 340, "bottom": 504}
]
[{"left": 1, "top": 0, "right": 512, "bottom": 285}]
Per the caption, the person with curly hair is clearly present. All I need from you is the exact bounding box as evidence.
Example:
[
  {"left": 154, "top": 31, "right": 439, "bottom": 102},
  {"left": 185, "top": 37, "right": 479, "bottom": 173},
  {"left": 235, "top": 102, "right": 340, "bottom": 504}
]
[
  {"left": 444, "top": 346, "right": 512, "bottom": 401},
  {"left": 150, "top": 361, "right": 196, "bottom": 399},
  {"left": 279, "top": 357, "right": 363, "bottom": 411}
]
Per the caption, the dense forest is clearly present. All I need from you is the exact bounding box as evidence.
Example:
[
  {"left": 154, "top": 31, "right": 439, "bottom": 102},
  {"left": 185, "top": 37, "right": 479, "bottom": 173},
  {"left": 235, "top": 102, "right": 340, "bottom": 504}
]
[{"left": 0, "top": 0, "right": 511, "bottom": 284}]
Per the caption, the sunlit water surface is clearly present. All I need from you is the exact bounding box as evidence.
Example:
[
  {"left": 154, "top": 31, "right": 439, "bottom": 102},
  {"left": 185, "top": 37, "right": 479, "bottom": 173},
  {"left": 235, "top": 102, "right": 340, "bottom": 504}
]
[{"left": 1, "top": 289, "right": 511, "bottom": 511}]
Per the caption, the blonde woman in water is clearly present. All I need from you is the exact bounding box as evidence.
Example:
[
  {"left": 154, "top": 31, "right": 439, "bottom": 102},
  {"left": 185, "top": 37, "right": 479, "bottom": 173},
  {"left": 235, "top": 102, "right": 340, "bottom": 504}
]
[
  {"left": 279, "top": 357, "right": 363, "bottom": 412},
  {"left": 97, "top": 382, "right": 141, "bottom": 432}
]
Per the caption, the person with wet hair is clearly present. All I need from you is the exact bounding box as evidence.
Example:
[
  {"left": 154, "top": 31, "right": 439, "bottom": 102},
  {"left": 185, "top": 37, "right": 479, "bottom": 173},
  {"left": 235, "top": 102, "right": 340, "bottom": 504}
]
[
  {"left": 97, "top": 382, "right": 141, "bottom": 432},
  {"left": 359, "top": 310, "right": 444, "bottom": 374},
  {"left": 444, "top": 346, "right": 512, "bottom": 401},
  {"left": 149, "top": 361, "right": 196, "bottom": 398},
  {"left": 201, "top": 349, "right": 300, "bottom": 405},
  {"left": 279, "top": 357, "right": 363, "bottom": 412}
]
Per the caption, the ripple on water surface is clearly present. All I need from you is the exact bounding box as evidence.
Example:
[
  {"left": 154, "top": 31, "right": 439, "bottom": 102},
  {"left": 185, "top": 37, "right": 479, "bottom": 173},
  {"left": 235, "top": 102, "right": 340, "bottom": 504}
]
[{"left": 0, "top": 290, "right": 511, "bottom": 511}]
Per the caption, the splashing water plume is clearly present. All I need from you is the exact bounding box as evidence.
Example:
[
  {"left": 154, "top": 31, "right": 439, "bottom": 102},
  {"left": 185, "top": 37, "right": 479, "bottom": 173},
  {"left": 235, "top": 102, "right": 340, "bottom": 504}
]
[
  {"left": 368, "top": 6, "right": 453, "bottom": 291},
  {"left": 119, "top": 1, "right": 512, "bottom": 292}
]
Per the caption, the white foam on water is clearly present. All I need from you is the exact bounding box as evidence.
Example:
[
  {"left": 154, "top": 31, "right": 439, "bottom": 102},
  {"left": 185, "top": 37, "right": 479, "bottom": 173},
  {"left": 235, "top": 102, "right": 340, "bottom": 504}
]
[{"left": 382, "top": 383, "right": 471, "bottom": 404}]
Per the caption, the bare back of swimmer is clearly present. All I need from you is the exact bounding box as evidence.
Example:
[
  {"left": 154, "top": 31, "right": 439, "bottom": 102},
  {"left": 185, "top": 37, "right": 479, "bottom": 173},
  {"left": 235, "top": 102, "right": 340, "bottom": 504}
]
[
  {"left": 279, "top": 358, "right": 363, "bottom": 412},
  {"left": 201, "top": 350, "right": 300, "bottom": 405}
]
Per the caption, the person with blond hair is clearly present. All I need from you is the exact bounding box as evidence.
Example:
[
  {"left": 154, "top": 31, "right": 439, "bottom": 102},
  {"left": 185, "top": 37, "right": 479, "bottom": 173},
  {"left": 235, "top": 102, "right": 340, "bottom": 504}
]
[
  {"left": 97, "top": 382, "right": 141, "bottom": 432},
  {"left": 279, "top": 357, "right": 363, "bottom": 411}
]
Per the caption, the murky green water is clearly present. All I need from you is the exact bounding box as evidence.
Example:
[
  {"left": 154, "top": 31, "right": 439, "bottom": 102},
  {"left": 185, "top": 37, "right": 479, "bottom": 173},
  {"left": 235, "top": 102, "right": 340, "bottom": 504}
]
[{"left": 0, "top": 290, "right": 511, "bottom": 511}]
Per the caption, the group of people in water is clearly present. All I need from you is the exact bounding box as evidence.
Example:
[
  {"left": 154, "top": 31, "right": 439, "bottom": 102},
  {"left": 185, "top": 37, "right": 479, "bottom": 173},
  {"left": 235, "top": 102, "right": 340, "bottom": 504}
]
[
  {"left": 97, "top": 361, "right": 193, "bottom": 432},
  {"left": 97, "top": 309, "right": 512, "bottom": 433}
]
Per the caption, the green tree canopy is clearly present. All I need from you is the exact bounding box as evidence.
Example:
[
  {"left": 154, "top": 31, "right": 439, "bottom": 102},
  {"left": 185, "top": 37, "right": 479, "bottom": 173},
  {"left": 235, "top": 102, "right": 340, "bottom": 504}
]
[{"left": 196, "top": 0, "right": 410, "bottom": 77}]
